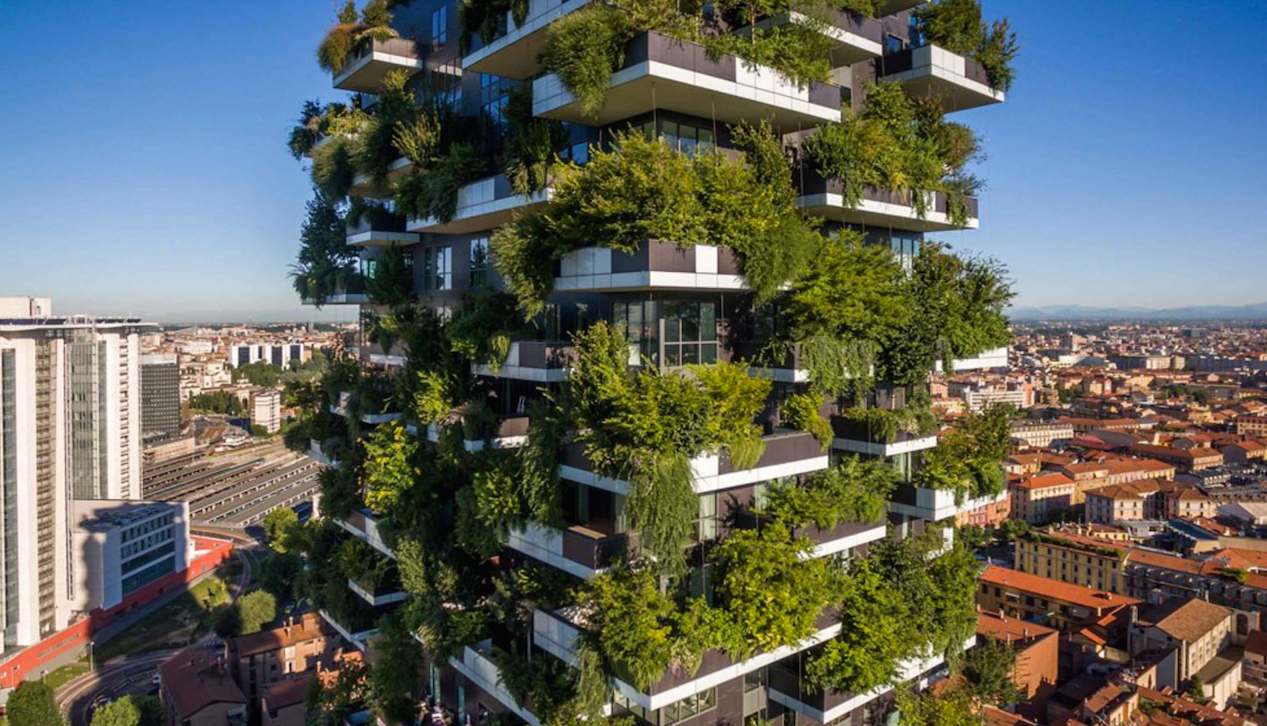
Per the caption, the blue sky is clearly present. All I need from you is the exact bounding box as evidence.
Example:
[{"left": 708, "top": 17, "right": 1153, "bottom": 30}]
[{"left": 0, "top": 1, "right": 1265, "bottom": 321}]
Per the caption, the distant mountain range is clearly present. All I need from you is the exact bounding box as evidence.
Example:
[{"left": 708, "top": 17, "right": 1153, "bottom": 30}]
[{"left": 1009, "top": 303, "right": 1267, "bottom": 322}]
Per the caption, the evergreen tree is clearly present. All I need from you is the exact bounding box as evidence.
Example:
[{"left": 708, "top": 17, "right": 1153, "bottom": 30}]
[{"left": 8, "top": 681, "right": 62, "bottom": 726}]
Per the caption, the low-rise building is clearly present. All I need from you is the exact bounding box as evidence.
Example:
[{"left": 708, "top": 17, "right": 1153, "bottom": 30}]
[
  {"left": 977, "top": 565, "right": 1141, "bottom": 635},
  {"left": 252, "top": 390, "right": 282, "bottom": 434},
  {"left": 1009, "top": 473, "right": 1076, "bottom": 524},
  {"left": 1127, "top": 444, "right": 1224, "bottom": 472},
  {"left": 227, "top": 613, "right": 341, "bottom": 708},
  {"left": 1236, "top": 415, "right": 1267, "bottom": 438},
  {"left": 1010, "top": 421, "right": 1074, "bottom": 449},
  {"left": 1129, "top": 598, "right": 1234, "bottom": 682},
  {"left": 1085, "top": 480, "right": 1165, "bottom": 525},
  {"left": 261, "top": 675, "right": 311, "bottom": 726},
  {"left": 976, "top": 611, "right": 1058, "bottom": 721},
  {"left": 160, "top": 649, "right": 248, "bottom": 726}
]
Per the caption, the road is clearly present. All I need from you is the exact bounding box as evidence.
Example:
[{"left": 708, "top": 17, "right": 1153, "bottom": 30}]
[{"left": 56, "top": 534, "right": 259, "bottom": 726}]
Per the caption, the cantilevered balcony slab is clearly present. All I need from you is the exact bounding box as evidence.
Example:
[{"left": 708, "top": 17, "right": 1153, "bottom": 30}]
[
  {"left": 508, "top": 522, "right": 631, "bottom": 579},
  {"left": 335, "top": 508, "right": 395, "bottom": 559},
  {"left": 759, "top": 10, "right": 882, "bottom": 67},
  {"left": 319, "top": 610, "right": 379, "bottom": 652},
  {"left": 555, "top": 242, "right": 746, "bottom": 293},
  {"left": 829, "top": 416, "right": 938, "bottom": 458},
  {"left": 424, "top": 416, "right": 531, "bottom": 452},
  {"left": 728, "top": 341, "right": 810, "bottom": 384},
  {"left": 348, "top": 578, "right": 408, "bottom": 607},
  {"left": 768, "top": 636, "right": 977, "bottom": 724},
  {"left": 302, "top": 278, "right": 367, "bottom": 306},
  {"left": 462, "top": 0, "right": 596, "bottom": 79},
  {"left": 888, "top": 485, "right": 1009, "bottom": 522},
  {"left": 797, "top": 179, "right": 978, "bottom": 232},
  {"left": 449, "top": 644, "right": 543, "bottom": 726},
  {"left": 533, "top": 33, "right": 842, "bottom": 131},
  {"left": 940, "top": 346, "right": 1009, "bottom": 372},
  {"left": 877, "top": 45, "right": 1005, "bottom": 112},
  {"left": 560, "top": 431, "right": 828, "bottom": 495},
  {"left": 346, "top": 212, "right": 419, "bottom": 248},
  {"left": 333, "top": 38, "right": 424, "bottom": 93},
  {"left": 534, "top": 608, "right": 844, "bottom": 712},
  {"left": 349, "top": 157, "right": 414, "bottom": 200},
  {"left": 875, "top": 0, "right": 923, "bottom": 14},
  {"left": 795, "top": 520, "right": 888, "bottom": 559},
  {"left": 474, "top": 341, "right": 576, "bottom": 382},
  {"left": 407, "top": 174, "right": 550, "bottom": 234}
]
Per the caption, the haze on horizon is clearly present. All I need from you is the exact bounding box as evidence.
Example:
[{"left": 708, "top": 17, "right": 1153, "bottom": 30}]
[{"left": 2, "top": 0, "right": 1266, "bottom": 321}]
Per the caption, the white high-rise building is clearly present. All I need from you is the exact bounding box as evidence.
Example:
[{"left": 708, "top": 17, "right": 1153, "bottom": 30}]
[{"left": 0, "top": 298, "right": 152, "bottom": 650}]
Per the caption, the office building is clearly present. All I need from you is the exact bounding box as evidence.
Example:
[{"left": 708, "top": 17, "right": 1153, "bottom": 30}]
[
  {"left": 69, "top": 500, "right": 192, "bottom": 615},
  {"left": 295, "top": 2, "right": 1016, "bottom": 725},
  {"left": 0, "top": 298, "right": 149, "bottom": 652},
  {"left": 141, "top": 353, "right": 182, "bottom": 442},
  {"left": 228, "top": 343, "right": 308, "bottom": 369}
]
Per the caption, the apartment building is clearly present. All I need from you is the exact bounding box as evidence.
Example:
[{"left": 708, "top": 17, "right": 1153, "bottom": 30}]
[
  {"left": 977, "top": 565, "right": 1141, "bottom": 634},
  {"left": 296, "top": 1, "right": 1016, "bottom": 725},
  {"left": 1127, "top": 444, "right": 1223, "bottom": 472},
  {"left": 1236, "top": 416, "right": 1267, "bottom": 438},
  {"left": 227, "top": 343, "right": 308, "bottom": 369},
  {"left": 0, "top": 299, "right": 150, "bottom": 652},
  {"left": 1128, "top": 599, "right": 1234, "bottom": 683},
  {"left": 252, "top": 390, "right": 282, "bottom": 434},
  {"left": 159, "top": 649, "right": 248, "bottom": 726},
  {"left": 1010, "top": 421, "right": 1074, "bottom": 449},
  {"left": 976, "top": 612, "right": 1058, "bottom": 722},
  {"left": 1009, "top": 473, "right": 1076, "bottom": 524},
  {"left": 1085, "top": 481, "right": 1165, "bottom": 525},
  {"left": 227, "top": 613, "right": 341, "bottom": 708}
]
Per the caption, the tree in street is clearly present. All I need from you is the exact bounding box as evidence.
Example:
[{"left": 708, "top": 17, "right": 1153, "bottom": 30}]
[
  {"left": 8, "top": 680, "right": 62, "bottom": 726},
  {"left": 90, "top": 696, "right": 162, "bottom": 726},
  {"left": 264, "top": 508, "right": 299, "bottom": 552}
]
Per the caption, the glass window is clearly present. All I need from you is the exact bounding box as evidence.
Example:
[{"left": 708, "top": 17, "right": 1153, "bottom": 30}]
[
  {"left": 662, "top": 301, "right": 717, "bottom": 368},
  {"left": 469, "top": 237, "right": 489, "bottom": 288},
  {"left": 885, "top": 34, "right": 906, "bottom": 55},
  {"left": 696, "top": 494, "right": 717, "bottom": 543},
  {"left": 424, "top": 246, "right": 452, "bottom": 291},
  {"left": 432, "top": 6, "right": 449, "bottom": 45}
]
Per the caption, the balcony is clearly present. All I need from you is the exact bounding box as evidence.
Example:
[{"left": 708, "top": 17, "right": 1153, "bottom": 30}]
[
  {"left": 347, "top": 215, "right": 418, "bottom": 248},
  {"left": 533, "top": 32, "right": 842, "bottom": 131},
  {"left": 307, "top": 439, "right": 341, "bottom": 468},
  {"left": 319, "top": 609, "right": 379, "bottom": 652},
  {"left": 876, "top": 45, "right": 1005, "bottom": 112},
  {"left": 534, "top": 607, "right": 843, "bottom": 711},
  {"left": 407, "top": 174, "right": 550, "bottom": 234},
  {"left": 728, "top": 341, "right": 808, "bottom": 384},
  {"left": 794, "top": 519, "right": 888, "bottom": 559},
  {"left": 767, "top": 637, "right": 974, "bottom": 723},
  {"left": 760, "top": 10, "right": 882, "bottom": 67},
  {"left": 508, "top": 522, "right": 632, "bottom": 579},
  {"left": 829, "top": 416, "right": 938, "bottom": 458},
  {"left": 554, "top": 241, "right": 746, "bottom": 294},
  {"left": 887, "top": 484, "right": 1009, "bottom": 522},
  {"left": 474, "top": 341, "right": 577, "bottom": 382},
  {"left": 347, "top": 577, "right": 408, "bottom": 607},
  {"left": 424, "top": 415, "right": 532, "bottom": 452},
  {"left": 335, "top": 508, "right": 395, "bottom": 559},
  {"left": 302, "top": 277, "right": 367, "bottom": 306},
  {"left": 875, "top": 0, "right": 923, "bottom": 14},
  {"left": 462, "top": 0, "right": 597, "bottom": 80},
  {"left": 797, "top": 176, "right": 979, "bottom": 232},
  {"left": 560, "top": 431, "right": 828, "bottom": 495},
  {"left": 329, "top": 388, "right": 401, "bottom": 425},
  {"left": 939, "top": 346, "right": 1009, "bottom": 373},
  {"left": 349, "top": 157, "right": 414, "bottom": 201},
  {"left": 333, "top": 37, "right": 424, "bottom": 93},
  {"left": 449, "top": 643, "right": 543, "bottom": 726}
]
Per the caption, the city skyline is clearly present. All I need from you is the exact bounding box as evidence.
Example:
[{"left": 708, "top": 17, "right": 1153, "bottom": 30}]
[{"left": 3, "top": 1, "right": 1267, "bottom": 320}]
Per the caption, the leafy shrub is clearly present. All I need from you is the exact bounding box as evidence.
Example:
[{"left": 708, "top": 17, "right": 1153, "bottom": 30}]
[{"left": 781, "top": 391, "right": 832, "bottom": 450}]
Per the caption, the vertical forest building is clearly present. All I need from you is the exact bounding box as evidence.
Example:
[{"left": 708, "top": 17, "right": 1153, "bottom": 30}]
[{"left": 290, "top": 1, "right": 1018, "bottom": 725}]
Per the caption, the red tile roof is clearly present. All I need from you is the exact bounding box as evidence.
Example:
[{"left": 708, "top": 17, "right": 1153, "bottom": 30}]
[{"left": 981, "top": 565, "right": 1142, "bottom": 610}]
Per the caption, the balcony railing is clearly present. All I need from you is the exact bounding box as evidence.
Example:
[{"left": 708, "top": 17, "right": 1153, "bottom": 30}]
[
  {"left": 407, "top": 173, "right": 550, "bottom": 234},
  {"left": 533, "top": 32, "right": 842, "bottom": 130},
  {"left": 534, "top": 607, "right": 844, "bottom": 711},
  {"left": 760, "top": 8, "right": 882, "bottom": 67},
  {"left": 462, "top": 0, "right": 597, "bottom": 79},
  {"left": 508, "top": 522, "right": 632, "bottom": 579},
  {"left": 474, "top": 341, "right": 577, "bottom": 382},
  {"left": 559, "top": 431, "right": 828, "bottom": 495},
  {"left": 333, "top": 37, "right": 424, "bottom": 93},
  {"left": 876, "top": 45, "right": 1005, "bottom": 112},
  {"left": 828, "top": 416, "right": 937, "bottom": 457},
  {"left": 554, "top": 241, "right": 745, "bottom": 294},
  {"left": 425, "top": 415, "right": 532, "bottom": 452},
  {"left": 888, "top": 484, "right": 1009, "bottom": 523},
  {"left": 301, "top": 276, "right": 367, "bottom": 306},
  {"left": 728, "top": 341, "right": 808, "bottom": 383},
  {"left": 797, "top": 174, "right": 979, "bottom": 232},
  {"left": 335, "top": 508, "right": 396, "bottom": 559}
]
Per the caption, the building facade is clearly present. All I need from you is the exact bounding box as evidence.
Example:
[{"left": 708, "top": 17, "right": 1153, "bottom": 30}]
[
  {"left": 141, "top": 353, "right": 181, "bottom": 443},
  {"left": 294, "top": 2, "right": 1017, "bottom": 726},
  {"left": 0, "top": 300, "right": 150, "bottom": 652}
]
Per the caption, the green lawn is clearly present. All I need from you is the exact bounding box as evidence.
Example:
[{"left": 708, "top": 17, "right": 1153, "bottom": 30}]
[
  {"left": 44, "top": 662, "right": 89, "bottom": 691},
  {"left": 93, "top": 559, "right": 236, "bottom": 662}
]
